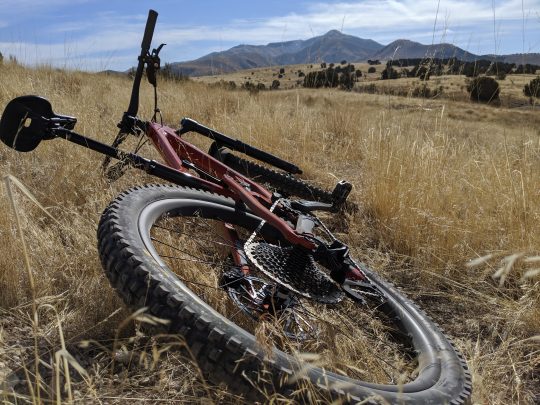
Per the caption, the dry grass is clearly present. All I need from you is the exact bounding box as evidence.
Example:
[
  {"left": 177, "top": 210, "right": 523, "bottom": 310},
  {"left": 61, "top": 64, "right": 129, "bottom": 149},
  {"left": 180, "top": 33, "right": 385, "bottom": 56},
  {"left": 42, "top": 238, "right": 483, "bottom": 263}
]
[{"left": 0, "top": 60, "right": 539, "bottom": 403}]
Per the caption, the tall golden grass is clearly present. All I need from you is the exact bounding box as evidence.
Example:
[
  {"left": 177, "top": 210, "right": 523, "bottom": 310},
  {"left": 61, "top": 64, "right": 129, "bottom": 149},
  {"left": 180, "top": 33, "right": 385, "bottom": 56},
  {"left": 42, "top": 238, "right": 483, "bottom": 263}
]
[{"left": 0, "top": 61, "right": 538, "bottom": 403}]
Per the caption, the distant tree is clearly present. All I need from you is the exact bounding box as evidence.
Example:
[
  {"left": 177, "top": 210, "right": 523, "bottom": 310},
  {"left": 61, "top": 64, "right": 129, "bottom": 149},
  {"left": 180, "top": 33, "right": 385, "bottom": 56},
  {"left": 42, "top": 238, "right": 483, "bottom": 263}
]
[
  {"left": 0, "top": 51, "right": 3, "bottom": 64},
  {"left": 279, "top": 67, "right": 285, "bottom": 74},
  {"left": 355, "top": 69, "right": 362, "bottom": 78},
  {"left": 320, "top": 62, "right": 327, "bottom": 68},
  {"left": 467, "top": 76, "right": 500, "bottom": 103},
  {"left": 271, "top": 79, "right": 280, "bottom": 90},
  {"left": 340, "top": 60, "right": 347, "bottom": 65},
  {"left": 160, "top": 63, "right": 190, "bottom": 82},
  {"left": 298, "top": 70, "right": 305, "bottom": 77},
  {"left": 368, "top": 67, "right": 376, "bottom": 73},
  {"left": 381, "top": 65, "right": 398, "bottom": 80},
  {"left": 256, "top": 83, "right": 266, "bottom": 91},
  {"left": 523, "top": 76, "right": 540, "bottom": 98},
  {"left": 278, "top": 74, "right": 283, "bottom": 79},
  {"left": 525, "top": 64, "right": 539, "bottom": 74},
  {"left": 329, "top": 63, "right": 335, "bottom": 68},
  {"left": 367, "top": 59, "right": 381, "bottom": 65},
  {"left": 462, "top": 63, "right": 479, "bottom": 78}
]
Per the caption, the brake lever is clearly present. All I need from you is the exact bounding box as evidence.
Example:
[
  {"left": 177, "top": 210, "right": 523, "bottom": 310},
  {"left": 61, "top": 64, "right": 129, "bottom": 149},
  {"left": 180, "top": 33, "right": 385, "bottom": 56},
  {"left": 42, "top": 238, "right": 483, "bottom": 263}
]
[{"left": 146, "top": 43, "right": 166, "bottom": 86}]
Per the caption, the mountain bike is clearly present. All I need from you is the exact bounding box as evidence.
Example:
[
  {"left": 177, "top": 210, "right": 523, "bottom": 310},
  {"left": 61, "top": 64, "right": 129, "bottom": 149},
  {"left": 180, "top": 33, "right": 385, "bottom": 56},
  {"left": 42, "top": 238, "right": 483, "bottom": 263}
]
[{"left": 0, "top": 9, "right": 471, "bottom": 404}]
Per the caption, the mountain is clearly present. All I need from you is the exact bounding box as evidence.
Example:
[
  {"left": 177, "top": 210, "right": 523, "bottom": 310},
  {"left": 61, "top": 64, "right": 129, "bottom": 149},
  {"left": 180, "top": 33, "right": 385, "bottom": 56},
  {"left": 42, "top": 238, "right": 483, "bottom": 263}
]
[
  {"left": 167, "top": 33, "right": 540, "bottom": 77},
  {"left": 371, "top": 39, "right": 478, "bottom": 61},
  {"left": 169, "top": 30, "right": 383, "bottom": 76}
]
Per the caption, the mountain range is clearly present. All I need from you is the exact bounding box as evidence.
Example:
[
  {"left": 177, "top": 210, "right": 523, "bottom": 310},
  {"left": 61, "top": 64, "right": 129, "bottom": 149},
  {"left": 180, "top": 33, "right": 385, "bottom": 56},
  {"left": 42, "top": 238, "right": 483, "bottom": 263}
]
[{"left": 168, "top": 30, "right": 540, "bottom": 77}]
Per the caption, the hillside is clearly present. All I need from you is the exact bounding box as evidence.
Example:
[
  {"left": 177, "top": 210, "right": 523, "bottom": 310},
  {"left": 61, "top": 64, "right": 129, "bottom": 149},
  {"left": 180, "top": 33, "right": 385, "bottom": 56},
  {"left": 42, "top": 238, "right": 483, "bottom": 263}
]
[
  {"left": 0, "top": 62, "right": 538, "bottom": 404},
  {"left": 169, "top": 30, "right": 383, "bottom": 76},
  {"left": 374, "top": 40, "right": 540, "bottom": 65}
]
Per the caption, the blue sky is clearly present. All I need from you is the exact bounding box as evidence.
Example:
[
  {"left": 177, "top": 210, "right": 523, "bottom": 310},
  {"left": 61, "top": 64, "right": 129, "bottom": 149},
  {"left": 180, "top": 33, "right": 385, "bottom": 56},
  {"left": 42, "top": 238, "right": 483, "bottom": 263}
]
[{"left": 1, "top": 0, "right": 539, "bottom": 71}]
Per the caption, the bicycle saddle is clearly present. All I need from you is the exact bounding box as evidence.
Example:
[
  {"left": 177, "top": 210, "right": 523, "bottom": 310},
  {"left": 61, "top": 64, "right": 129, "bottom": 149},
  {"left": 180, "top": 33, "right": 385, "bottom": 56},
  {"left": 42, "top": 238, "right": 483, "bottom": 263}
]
[{"left": 0, "top": 95, "right": 76, "bottom": 152}]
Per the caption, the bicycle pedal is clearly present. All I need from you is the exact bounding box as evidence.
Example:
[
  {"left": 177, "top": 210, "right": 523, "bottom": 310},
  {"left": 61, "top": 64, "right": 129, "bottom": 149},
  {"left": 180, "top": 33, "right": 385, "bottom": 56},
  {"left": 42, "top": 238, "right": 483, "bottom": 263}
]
[
  {"left": 105, "top": 162, "right": 128, "bottom": 182},
  {"left": 331, "top": 180, "right": 352, "bottom": 206}
]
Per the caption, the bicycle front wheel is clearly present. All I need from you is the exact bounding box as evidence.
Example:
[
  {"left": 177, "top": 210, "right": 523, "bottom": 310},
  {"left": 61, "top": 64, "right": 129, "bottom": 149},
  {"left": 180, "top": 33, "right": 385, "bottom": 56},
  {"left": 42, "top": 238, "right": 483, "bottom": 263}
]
[{"left": 97, "top": 184, "right": 471, "bottom": 404}]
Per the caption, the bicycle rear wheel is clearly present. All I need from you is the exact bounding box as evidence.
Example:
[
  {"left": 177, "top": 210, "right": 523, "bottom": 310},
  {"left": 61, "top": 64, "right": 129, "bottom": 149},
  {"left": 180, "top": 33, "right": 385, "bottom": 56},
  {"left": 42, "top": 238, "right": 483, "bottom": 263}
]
[{"left": 97, "top": 184, "right": 471, "bottom": 404}]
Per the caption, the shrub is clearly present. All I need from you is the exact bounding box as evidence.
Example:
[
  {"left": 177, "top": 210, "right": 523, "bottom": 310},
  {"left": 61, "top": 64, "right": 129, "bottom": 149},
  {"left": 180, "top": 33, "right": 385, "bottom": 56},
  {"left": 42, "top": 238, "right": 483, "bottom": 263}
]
[
  {"left": 523, "top": 76, "right": 540, "bottom": 98},
  {"left": 242, "top": 81, "right": 259, "bottom": 94},
  {"left": 355, "top": 83, "right": 377, "bottom": 94},
  {"left": 410, "top": 83, "right": 443, "bottom": 99},
  {"left": 417, "top": 66, "right": 431, "bottom": 81},
  {"left": 271, "top": 79, "right": 280, "bottom": 90},
  {"left": 368, "top": 67, "right": 376, "bottom": 74},
  {"left": 320, "top": 62, "right": 327, "bottom": 68},
  {"left": 298, "top": 71, "right": 305, "bottom": 77},
  {"left": 467, "top": 76, "right": 500, "bottom": 103},
  {"left": 339, "top": 72, "right": 355, "bottom": 90},
  {"left": 340, "top": 60, "right": 347, "bottom": 65},
  {"left": 355, "top": 69, "right": 362, "bottom": 78},
  {"left": 278, "top": 74, "right": 283, "bottom": 79},
  {"left": 209, "top": 80, "right": 237, "bottom": 90},
  {"left": 279, "top": 67, "right": 285, "bottom": 74}
]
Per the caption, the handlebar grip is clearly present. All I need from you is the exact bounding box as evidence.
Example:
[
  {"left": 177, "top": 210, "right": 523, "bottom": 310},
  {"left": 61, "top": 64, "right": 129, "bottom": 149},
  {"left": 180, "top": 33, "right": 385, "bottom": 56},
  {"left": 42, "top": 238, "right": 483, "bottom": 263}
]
[
  {"left": 141, "top": 9, "right": 158, "bottom": 53},
  {"left": 125, "top": 9, "right": 158, "bottom": 118}
]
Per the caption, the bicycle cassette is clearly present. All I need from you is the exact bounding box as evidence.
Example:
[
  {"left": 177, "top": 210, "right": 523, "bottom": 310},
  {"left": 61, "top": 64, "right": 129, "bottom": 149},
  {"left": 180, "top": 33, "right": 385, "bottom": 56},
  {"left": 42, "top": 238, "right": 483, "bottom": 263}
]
[{"left": 244, "top": 242, "right": 344, "bottom": 304}]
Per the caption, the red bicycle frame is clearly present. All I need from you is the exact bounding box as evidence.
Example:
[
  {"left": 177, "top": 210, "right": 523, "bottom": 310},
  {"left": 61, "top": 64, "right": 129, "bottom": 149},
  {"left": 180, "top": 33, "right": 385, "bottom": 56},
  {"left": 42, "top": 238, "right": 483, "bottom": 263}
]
[{"left": 146, "top": 122, "right": 316, "bottom": 250}]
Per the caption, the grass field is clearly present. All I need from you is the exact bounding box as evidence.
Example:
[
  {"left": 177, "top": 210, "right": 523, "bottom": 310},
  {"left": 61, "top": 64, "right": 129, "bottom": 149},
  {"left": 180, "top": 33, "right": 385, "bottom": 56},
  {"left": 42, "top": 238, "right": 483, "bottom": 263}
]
[
  {"left": 0, "top": 60, "right": 539, "bottom": 403},
  {"left": 194, "top": 62, "right": 538, "bottom": 101}
]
